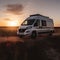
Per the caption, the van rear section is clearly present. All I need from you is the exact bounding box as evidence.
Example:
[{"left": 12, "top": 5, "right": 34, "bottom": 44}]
[{"left": 17, "top": 14, "right": 54, "bottom": 38}]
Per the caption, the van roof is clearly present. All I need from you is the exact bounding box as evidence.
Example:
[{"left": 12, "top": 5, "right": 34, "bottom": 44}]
[{"left": 30, "top": 14, "right": 49, "bottom": 18}]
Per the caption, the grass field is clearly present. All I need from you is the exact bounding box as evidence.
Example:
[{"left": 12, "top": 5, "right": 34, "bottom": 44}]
[
  {"left": 0, "top": 27, "right": 18, "bottom": 36},
  {"left": 0, "top": 27, "right": 60, "bottom": 60},
  {"left": 0, "top": 36, "right": 60, "bottom": 60}
]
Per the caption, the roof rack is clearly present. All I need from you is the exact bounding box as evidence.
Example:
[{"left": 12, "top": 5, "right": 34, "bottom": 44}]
[
  {"left": 30, "top": 14, "right": 49, "bottom": 18},
  {"left": 30, "top": 14, "right": 40, "bottom": 16}
]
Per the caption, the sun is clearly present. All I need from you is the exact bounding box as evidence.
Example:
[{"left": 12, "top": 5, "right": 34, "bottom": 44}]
[
  {"left": 7, "top": 21, "right": 19, "bottom": 26},
  {"left": 9, "top": 21, "right": 17, "bottom": 26}
]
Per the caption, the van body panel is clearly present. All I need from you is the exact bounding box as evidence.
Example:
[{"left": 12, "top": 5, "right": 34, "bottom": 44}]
[{"left": 17, "top": 14, "right": 54, "bottom": 37}]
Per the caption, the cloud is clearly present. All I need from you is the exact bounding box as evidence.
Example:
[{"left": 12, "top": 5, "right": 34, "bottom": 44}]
[
  {"left": 3, "top": 18, "right": 10, "bottom": 20},
  {"left": 0, "top": 17, "right": 10, "bottom": 21},
  {"left": 6, "top": 4, "right": 24, "bottom": 15}
]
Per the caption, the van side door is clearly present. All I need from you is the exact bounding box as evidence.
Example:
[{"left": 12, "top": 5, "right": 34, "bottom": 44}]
[
  {"left": 34, "top": 19, "right": 40, "bottom": 32},
  {"left": 40, "top": 20, "right": 47, "bottom": 32}
]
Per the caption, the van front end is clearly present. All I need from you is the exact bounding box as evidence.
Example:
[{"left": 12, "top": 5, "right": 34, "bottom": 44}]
[{"left": 17, "top": 27, "right": 32, "bottom": 37}]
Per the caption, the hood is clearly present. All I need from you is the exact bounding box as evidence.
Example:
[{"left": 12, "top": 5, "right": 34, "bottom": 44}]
[{"left": 20, "top": 25, "right": 32, "bottom": 29}]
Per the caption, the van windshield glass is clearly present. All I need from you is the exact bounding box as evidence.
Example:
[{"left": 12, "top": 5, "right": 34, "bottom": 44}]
[{"left": 22, "top": 19, "right": 35, "bottom": 25}]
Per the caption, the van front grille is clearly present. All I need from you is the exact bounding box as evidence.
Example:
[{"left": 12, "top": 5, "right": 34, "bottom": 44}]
[{"left": 19, "top": 29, "right": 26, "bottom": 32}]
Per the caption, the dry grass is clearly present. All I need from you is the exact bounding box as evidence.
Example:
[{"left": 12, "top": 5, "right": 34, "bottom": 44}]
[{"left": 0, "top": 27, "right": 60, "bottom": 60}]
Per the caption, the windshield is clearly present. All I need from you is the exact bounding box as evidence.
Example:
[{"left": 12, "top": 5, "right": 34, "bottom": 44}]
[{"left": 22, "top": 19, "right": 35, "bottom": 25}]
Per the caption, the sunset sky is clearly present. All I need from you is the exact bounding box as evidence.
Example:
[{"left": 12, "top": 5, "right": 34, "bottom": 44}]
[{"left": 0, "top": 0, "right": 60, "bottom": 27}]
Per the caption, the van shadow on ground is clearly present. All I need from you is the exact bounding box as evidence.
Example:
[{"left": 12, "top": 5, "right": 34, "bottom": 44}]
[{"left": 0, "top": 36, "right": 60, "bottom": 60}]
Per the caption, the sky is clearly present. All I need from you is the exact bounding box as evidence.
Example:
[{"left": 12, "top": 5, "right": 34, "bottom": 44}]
[{"left": 0, "top": 0, "right": 60, "bottom": 27}]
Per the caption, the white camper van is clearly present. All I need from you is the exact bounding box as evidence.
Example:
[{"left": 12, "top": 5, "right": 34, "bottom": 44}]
[{"left": 17, "top": 14, "right": 54, "bottom": 38}]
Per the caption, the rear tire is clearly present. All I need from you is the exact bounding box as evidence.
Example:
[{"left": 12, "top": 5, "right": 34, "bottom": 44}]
[
  {"left": 48, "top": 31, "right": 53, "bottom": 36},
  {"left": 31, "top": 31, "right": 37, "bottom": 39},
  {"left": 48, "top": 33, "right": 52, "bottom": 36}
]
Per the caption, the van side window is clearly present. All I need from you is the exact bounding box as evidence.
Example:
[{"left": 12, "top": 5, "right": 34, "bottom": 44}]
[
  {"left": 34, "top": 19, "right": 40, "bottom": 26},
  {"left": 27, "top": 19, "right": 35, "bottom": 25},
  {"left": 41, "top": 20, "right": 46, "bottom": 26}
]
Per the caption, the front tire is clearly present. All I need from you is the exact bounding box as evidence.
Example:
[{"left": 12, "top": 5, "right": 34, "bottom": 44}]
[{"left": 31, "top": 31, "right": 37, "bottom": 39}]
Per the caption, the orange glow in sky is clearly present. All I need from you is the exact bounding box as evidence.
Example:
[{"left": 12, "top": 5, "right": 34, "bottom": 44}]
[
  {"left": 7, "top": 21, "right": 19, "bottom": 26},
  {"left": 0, "top": 0, "right": 60, "bottom": 27},
  {"left": 0, "top": 12, "right": 25, "bottom": 27}
]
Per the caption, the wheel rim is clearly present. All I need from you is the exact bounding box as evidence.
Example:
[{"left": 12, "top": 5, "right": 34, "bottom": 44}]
[{"left": 31, "top": 32, "right": 37, "bottom": 38}]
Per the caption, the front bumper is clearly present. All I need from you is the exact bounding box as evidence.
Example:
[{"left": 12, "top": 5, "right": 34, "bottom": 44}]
[{"left": 17, "top": 31, "right": 31, "bottom": 36}]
